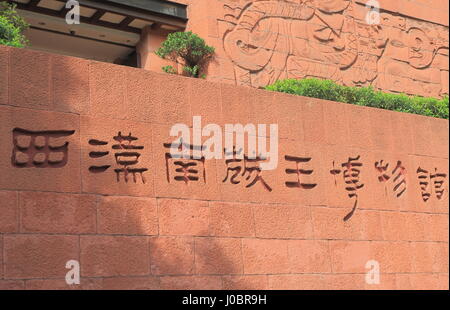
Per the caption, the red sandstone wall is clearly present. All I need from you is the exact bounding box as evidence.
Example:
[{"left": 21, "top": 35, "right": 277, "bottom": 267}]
[
  {"left": 0, "top": 45, "right": 448, "bottom": 290},
  {"left": 157, "top": 0, "right": 450, "bottom": 98}
]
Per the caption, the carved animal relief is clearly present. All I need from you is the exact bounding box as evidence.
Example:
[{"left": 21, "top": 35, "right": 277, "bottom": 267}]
[{"left": 219, "top": 0, "right": 449, "bottom": 97}]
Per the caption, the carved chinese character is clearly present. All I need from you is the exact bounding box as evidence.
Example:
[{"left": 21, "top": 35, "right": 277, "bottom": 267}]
[
  {"left": 431, "top": 168, "right": 447, "bottom": 200},
  {"left": 223, "top": 147, "right": 272, "bottom": 192},
  {"left": 12, "top": 128, "right": 75, "bottom": 168},
  {"left": 417, "top": 167, "right": 431, "bottom": 202},
  {"left": 330, "top": 156, "right": 365, "bottom": 221},
  {"left": 164, "top": 141, "right": 206, "bottom": 185},
  {"left": 375, "top": 160, "right": 390, "bottom": 182},
  {"left": 284, "top": 155, "right": 317, "bottom": 189},
  {"left": 88, "top": 132, "right": 148, "bottom": 184},
  {"left": 375, "top": 160, "right": 407, "bottom": 198},
  {"left": 417, "top": 167, "right": 447, "bottom": 202}
]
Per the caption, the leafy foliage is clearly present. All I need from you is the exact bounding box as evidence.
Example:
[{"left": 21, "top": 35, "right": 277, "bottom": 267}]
[
  {"left": 162, "top": 65, "right": 177, "bottom": 75},
  {"left": 266, "top": 78, "right": 449, "bottom": 119},
  {"left": 156, "top": 31, "right": 215, "bottom": 78},
  {"left": 0, "top": 2, "right": 29, "bottom": 48}
]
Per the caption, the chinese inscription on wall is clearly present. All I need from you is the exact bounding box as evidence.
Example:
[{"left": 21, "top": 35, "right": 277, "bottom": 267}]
[{"left": 10, "top": 127, "right": 448, "bottom": 222}]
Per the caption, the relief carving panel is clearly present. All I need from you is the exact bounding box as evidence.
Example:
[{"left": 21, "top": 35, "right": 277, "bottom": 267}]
[{"left": 218, "top": 0, "right": 449, "bottom": 97}]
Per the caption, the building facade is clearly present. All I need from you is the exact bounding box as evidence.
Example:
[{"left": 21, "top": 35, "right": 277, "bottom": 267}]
[
  {"left": 0, "top": 0, "right": 448, "bottom": 291},
  {"left": 13, "top": 0, "right": 450, "bottom": 98}
]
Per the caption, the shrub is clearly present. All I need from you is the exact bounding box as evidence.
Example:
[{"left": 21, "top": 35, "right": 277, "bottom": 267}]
[
  {"left": 162, "top": 65, "right": 177, "bottom": 75},
  {"left": 156, "top": 31, "right": 215, "bottom": 78},
  {"left": 266, "top": 78, "right": 449, "bottom": 119},
  {"left": 0, "top": 2, "right": 29, "bottom": 48}
]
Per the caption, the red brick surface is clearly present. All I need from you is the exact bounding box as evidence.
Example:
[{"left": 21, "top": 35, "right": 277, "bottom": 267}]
[
  {"left": 149, "top": 237, "right": 195, "bottom": 275},
  {"left": 0, "top": 47, "right": 448, "bottom": 290},
  {"left": 97, "top": 196, "right": 158, "bottom": 235},
  {"left": 100, "top": 277, "right": 159, "bottom": 290},
  {"left": 209, "top": 202, "right": 255, "bottom": 237},
  {"left": 242, "top": 239, "right": 290, "bottom": 275},
  {"left": 158, "top": 199, "right": 210, "bottom": 236},
  {"left": 80, "top": 236, "right": 149, "bottom": 277},
  {"left": 195, "top": 238, "right": 243, "bottom": 275},
  {"left": 0, "top": 280, "right": 25, "bottom": 290},
  {"left": 20, "top": 192, "right": 96, "bottom": 234},
  {"left": 222, "top": 275, "right": 268, "bottom": 290},
  {"left": 4, "top": 235, "right": 79, "bottom": 279},
  {"left": 160, "top": 276, "right": 222, "bottom": 290},
  {"left": 52, "top": 55, "right": 90, "bottom": 114},
  {"left": 0, "top": 191, "right": 18, "bottom": 233},
  {"left": 9, "top": 49, "right": 51, "bottom": 110}
]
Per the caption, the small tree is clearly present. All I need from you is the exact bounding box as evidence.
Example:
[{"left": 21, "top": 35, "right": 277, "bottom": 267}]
[
  {"left": 156, "top": 31, "right": 215, "bottom": 78},
  {"left": 0, "top": 2, "right": 29, "bottom": 48}
]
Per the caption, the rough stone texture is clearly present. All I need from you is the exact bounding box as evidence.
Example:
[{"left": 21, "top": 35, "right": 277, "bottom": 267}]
[
  {"left": 0, "top": 43, "right": 448, "bottom": 290},
  {"left": 80, "top": 236, "right": 150, "bottom": 277},
  {"left": 19, "top": 192, "right": 96, "bottom": 234},
  {"left": 4, "top": 235, "right": 79, "bottom": 279},
  {"left": 97, "top": 196, "right": 158, "bottom": 235},
  {"left": 0, "top": 191, "right": 18, "bottom": 233}
]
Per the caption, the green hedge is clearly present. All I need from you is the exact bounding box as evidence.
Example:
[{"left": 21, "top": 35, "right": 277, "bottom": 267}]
[
  {"left": 0, "top": 2, "right": 29, "bottom": 48},
  {"left": 265, "top": 78, "right": 449, "bottom": 120}
]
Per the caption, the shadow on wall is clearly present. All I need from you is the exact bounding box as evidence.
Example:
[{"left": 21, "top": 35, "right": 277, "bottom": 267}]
[{"left": 1, "top": 46, "right": 258, "bottom": 290}]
